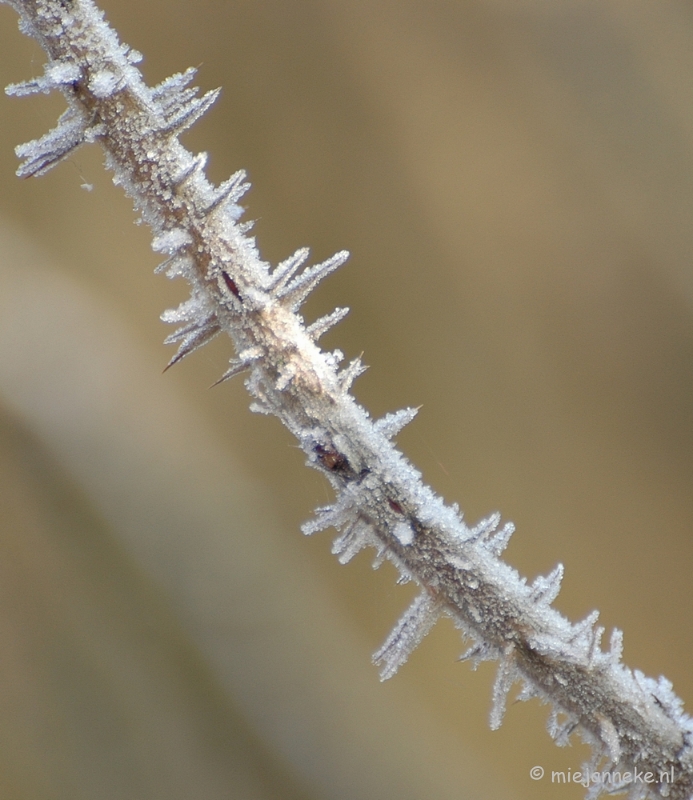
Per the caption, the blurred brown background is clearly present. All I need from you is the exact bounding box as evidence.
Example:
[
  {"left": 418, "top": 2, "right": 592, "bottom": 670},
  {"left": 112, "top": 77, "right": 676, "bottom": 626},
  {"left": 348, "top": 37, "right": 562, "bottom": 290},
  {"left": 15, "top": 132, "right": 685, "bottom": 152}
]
[{"left": 0, "top": 2, "right": 692, "bottom": 799}]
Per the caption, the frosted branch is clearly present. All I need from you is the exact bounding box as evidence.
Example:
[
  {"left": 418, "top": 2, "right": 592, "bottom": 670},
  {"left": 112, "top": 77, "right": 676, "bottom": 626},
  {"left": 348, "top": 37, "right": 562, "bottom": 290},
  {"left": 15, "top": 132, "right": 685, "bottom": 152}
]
[{"left": 5, "top": 1, "right": 693, "bottom": 797}]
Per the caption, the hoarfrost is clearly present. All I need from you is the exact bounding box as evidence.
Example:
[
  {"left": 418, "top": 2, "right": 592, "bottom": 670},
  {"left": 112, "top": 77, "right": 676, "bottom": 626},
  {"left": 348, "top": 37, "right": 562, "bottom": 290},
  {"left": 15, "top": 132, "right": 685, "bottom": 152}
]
[
  {"left": 530, "top": 563, "right": 564, "bottom": 606},
  {"left": 302, "top": 488, "right": 359, "bottom": 537},
  {"left": 157, "top": 87, "right": 221, "bottom": 134},
  {"left": 374, "top": 407, "right": 419, "bottom": 440},
  {"left": 275, "top": 250, "right": 349, "bottom": 310},
  {"left": 597, "top": 714, "right": 621, "bottom": 763},
  {"left": 151, "top": 67, "right": 197, "bottom": 104},
  {"left": 151, "top": 228, "right": 193, "bottom": 254},
  {"left": 306, "top": 307, "right": 350, "bottom": 341},
  {"left": 338, "top": 356, "right": 367, "bottom": 391},
  {"left": 484, "top": 521, "right": 515, "bottom": 556},
  {"left": 547, "top": 707, "right": 579, "bottom": 747},
  {"left": 331, "top": 519, "right": 377, "bottom": 565},
  {"left": 608, "top": 628, "right": 624, "bottom": 665},
  {"left": 459, "top": 640, "right": 496, "bottom": 670},
  {"left": 163, "top": 318, "right": 221, "bottom": 369},
  {"left": 373, "top": 592, "right": 441, "bottom": 680},
  {"left": 490, "top": 646, "right": 517, "bottom": 730},
  {"left": 203, "top": 170, "right": 249, "bottom": 214},
  {"left": 15, "top": 106, "right": 86, "bottom": 177},
  {"left": 269, "top": 247, "right": 310, "bottom": 292},
  {"left": 392, "top": 520, "right": 415, "bottom": 546},
  {"left": 210, "top": 358, "right": 252, "bottom": 388},
  {"left": 88, "top": 68, "right": 120, "bottom": 98},
  {"left": 6, "top": 59, "right": 80, "bottom": 96}
]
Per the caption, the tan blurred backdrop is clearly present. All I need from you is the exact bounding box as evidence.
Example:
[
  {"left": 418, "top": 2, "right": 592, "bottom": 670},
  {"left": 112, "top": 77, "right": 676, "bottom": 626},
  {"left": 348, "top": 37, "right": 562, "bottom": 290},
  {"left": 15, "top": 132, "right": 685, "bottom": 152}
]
[{"left": 0, "top": 2, "right": 692, "bottom": 799}]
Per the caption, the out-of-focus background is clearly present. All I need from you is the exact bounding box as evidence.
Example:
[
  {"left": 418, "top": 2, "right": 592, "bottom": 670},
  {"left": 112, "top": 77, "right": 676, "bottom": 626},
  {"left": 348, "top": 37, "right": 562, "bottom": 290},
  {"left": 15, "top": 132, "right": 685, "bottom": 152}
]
[{"left": 0, "top": 2, "right": 692, "bottom": 799}]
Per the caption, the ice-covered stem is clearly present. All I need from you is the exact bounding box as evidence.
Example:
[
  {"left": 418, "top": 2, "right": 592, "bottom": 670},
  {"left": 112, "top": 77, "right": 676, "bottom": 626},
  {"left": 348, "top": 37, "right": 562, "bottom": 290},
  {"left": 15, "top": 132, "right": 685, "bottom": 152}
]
[{"left": 5, "top": 1, "right": 693, "bottom": 797}]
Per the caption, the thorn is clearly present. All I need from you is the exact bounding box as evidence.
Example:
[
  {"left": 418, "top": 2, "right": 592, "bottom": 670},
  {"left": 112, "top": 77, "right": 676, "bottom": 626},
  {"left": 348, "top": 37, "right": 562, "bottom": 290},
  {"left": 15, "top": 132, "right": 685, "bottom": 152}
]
[
  {"left": 458, "top": 641, "right": 495, "bottom": 669},
  {"left": 209, "top": 359, "right": 250, "bottom": 388},
  {"left": 159, "top": 88, "right": 220, "bottom": 134},
  {"left": 202, "top": 170, "right": 249, "bottom": 214},
  {"left": 162, "top": 322, "right": 220, "bottom": 371},
  {"left": 151, "top": 67, "right": 197, "bottom": 102},
  {"left": 154, "top": 253, "right": 192, "bottom": 277},
  {"left": 172, "top": 152, "right": 207, "bottom": 187}
]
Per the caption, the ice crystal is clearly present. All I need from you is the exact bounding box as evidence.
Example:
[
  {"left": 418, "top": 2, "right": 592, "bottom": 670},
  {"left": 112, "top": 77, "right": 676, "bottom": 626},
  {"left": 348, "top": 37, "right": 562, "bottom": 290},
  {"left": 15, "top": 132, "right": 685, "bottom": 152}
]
[
  {"left": 529, "top": 563, "right": 564, "bottom": 605},
  {"left": 489, "top": 646, "right": 518, "bottom": 730},
  {"left": 392, "top": 520, "right": 415, "bottom": 546},
  {"left": 6, "top": 59, "right": 80, "bottom": 96},
  {"left": 373, "top": 407, "right": 419, "bottom": 440},
  {"left": 14, "top": 106, "right": 87, "bottom": 177},
  {"left": 274, "top": 250, "right": 350, "bottom": 309},
  {"left": 373, "top": 593, "right": 441, "bottom": 680},
  {"left": 305, "top": 307, "right": 350, "bottom": 341}
]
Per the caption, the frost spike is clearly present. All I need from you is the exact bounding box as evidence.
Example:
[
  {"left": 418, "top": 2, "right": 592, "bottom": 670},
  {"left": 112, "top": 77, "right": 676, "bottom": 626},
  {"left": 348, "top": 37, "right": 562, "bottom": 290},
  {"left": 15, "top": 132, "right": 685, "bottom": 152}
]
[
  {"left": 338, "top": 356, "right": 367, "bottom": 391},
  {"left": 371, "top": 545, "right": 387, "bottom": 570},
  {"left": 158, "top": 88, "right": 221, "bottom": 134},
  {"left": 15, "top": 107, "right": 86, "bottom": 178},
  {"left": 154, "top": 253, "right": 193, "bottom": 277},
  {"left": 269, "top": 248, "right": 310, "bottom": 293},
  {"left": 275, "top": 250, "right": 349, "bottom": 310},
  {"left": 529, "top": 563, "right": 564, "bottom": 606},
  {"left": 569, "top": 610, "right": 600, "bottom": 643},
  {"left": 469, "top": 512, "right": 501, "bottom": 541},
  {"left": 374, "top": 407, "right": 420, "bottom": 440},
  {"left": 6, "top": 60, "right": 81, "bottom": 97},
  {"left": 163, "top": 321, "right": 221, "bottom": 371},
  {"left": 209, "top": 358, "right": 251, "bottom": 388},
  {"left": 609, "top": 628, "right": 624, "bottom": 665},
  {"left": 331, "top": 519, "right": 375, "bottom": 565},
  {"left": 151, "top": 228, "right": 193, "bottom": 256},
  {"left": 203, "top": 169, "right": 249, "bottom": 213},
  {"left": 489, "top": 645, "right": 517, "bottom": 730},
  {"left": 373, "top": 593, "right": 441, "bottom": 681},
  {"left": 164, "top": 318, "right": 208, "bottom": 344},
  {"left": 485, "top": 521, "right": 514, "bottom": 556},
  {"left": 151, "top": 67, "right": 197, "bottom": 103},
  {"left": 459, "top": 640, "right": 496, "bottom": 670},
  {"left": 515, "top": 680, "right": 538, "bottom": 703},
  {"left": 172, "top": 152, "right": 207, "bottom": 187},
  {"left": 597, "top": 714, "right": 621, "bottom": 764},
  {"left": 588, "top": 626, "right": 605, "bottom": 666},
  {"left": 547, "top": 708, "right": 579, "bottom": 747},
  {"left": 306, "top": 307, "right": 350, "bottom": 341},
  {"left": 301, "top": 498, "right": 356, "bottom": 537}
]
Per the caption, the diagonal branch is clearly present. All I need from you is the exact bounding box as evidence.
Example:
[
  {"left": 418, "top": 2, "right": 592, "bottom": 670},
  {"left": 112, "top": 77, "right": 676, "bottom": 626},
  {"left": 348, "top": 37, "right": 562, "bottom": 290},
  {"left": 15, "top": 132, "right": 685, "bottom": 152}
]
[{"left": 4, "top": 1, "right": 693, "bottom": 797}]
